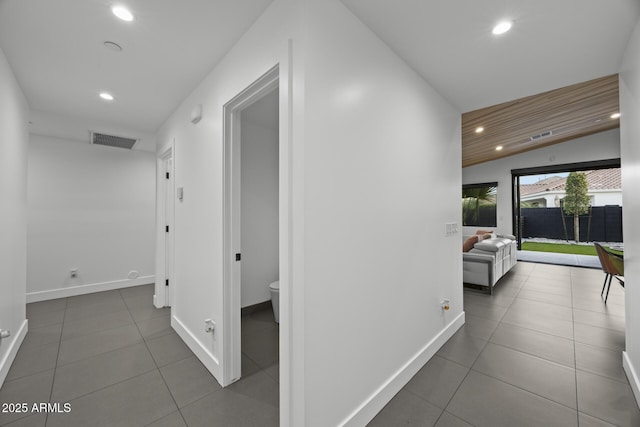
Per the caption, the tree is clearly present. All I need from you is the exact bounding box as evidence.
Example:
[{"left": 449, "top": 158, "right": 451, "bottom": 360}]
[
  {"left": 563, "top": 172, "right": 590, "bottom": 242},
  {"left": 462, "top": 186, "right": 496, "bottom": 226}
]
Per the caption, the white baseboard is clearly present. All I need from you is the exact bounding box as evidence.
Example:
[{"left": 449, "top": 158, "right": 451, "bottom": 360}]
[
  {"left": 171, "top": 315, "right": 222, "bottom": 386},
  {"left": 623, "top": 351, "right": 640, "bottom": 408},
  {"left": 340, "top": 311, "right": 466, "bottom": 426},
  {"left": 26, "top": 276, "right": 155, "bottom": 303},
  {"left": 0, "top": 319, "right": 28, "bottom": 388}
]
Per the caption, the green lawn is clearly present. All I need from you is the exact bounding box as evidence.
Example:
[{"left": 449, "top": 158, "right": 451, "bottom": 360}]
[{"left": 521, "top": 241, "right": 597, "bottom": 256}]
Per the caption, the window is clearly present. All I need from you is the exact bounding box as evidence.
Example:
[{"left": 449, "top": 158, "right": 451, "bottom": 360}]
[{"left": 462, "top": 182, "right": 497, "bottom": 227}]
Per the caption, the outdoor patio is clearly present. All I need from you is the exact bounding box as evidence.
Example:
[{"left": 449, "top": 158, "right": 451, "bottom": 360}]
[
  {"left": 517, "top": 250, "right": 601, "bottom": 269},
  {"left": 517, "top": 238, "right": 623, "bottom": 269}
]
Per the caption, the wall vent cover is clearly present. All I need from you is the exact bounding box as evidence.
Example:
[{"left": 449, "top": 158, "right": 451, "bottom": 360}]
[
  {"left": 529, "top": 130, "right": 553, "bottom": 141},
  {"left": 91, "top": 132, "right": 137, "bottom": 149}
]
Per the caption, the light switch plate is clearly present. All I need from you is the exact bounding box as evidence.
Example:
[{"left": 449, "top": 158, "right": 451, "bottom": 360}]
[{"left": 445, "top": 222, "right": 459, "bottom": 236}]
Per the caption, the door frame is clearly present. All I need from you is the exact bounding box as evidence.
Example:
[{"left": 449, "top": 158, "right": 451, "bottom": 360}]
[
  {"left": 511, "top": 157, "right": 621, "bottom": 249},
  {"left": 155, "top": 146, "right": 174, "bottom": 308},
  {"left": 222, "top": 65, "right": 280, "bottom": 385}
]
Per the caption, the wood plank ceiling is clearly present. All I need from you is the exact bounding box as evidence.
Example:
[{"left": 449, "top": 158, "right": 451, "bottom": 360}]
[{"left": 461, "top": 74, "right": 620, "bottom": 168}]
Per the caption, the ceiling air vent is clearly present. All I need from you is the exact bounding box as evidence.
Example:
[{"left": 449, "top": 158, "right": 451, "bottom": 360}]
[
  {"left": 91, "top": 132, "right": 138, "bottom": 150},
  {"left": 529, "top": 130, "right": 553, "bottom": 142}
]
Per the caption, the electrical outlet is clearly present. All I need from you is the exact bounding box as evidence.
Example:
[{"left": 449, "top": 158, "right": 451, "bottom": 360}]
[{"left": 204, "top": 319, "right": 216, "bottom": 333}]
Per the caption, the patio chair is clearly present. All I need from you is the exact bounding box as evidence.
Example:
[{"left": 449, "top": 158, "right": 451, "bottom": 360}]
[{"left": 594, "top": 242, "right": 624, "bottom": 303}]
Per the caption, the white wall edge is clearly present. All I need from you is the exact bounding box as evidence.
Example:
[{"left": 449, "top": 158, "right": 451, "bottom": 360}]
[
  {"left": 0, "top": 319, "right": 28, "bottom": 387},
  {"left": 340, "top": 311, "right": 466, "bottom": 426},
  {"left": 26, "top": 276, "right": 155, "bottom": 303},
  {"left": 171, "top": 314, "right": 222, "bottom": 385},
  {"left": 623, "top": 351, "right": 640, "bottom": 408}
]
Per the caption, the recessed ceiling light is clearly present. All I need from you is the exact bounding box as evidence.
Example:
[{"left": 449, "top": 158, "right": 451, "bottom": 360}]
[
  {"left": 495, "top": 145, "right": 503, "bottom": 151},
  {"left": 492, "top": 21, "right": 513, "bottom": 35},
  {"left": 112, "top": 5, "right": 134, "bottom": 22},
  {"left": 475, "top": 126, "right": 484, "bottom": 133},
  {"left": 99, "top": 92, "right": 115, "bottom": 101},
  {"left": 611, "top": 112, "right": 621, "bottom": 119},
  {"left": 103, "top": 41, "right": 123, "bottom": 52}
]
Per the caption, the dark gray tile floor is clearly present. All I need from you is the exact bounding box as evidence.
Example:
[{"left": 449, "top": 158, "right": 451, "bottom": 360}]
[
  {"left": 2, "top": 264, "right": 637, "bottom": 426},
  {"left": 0, "top": 284, "right": 279, "bottom": 427},
  {"left": 370, "top": 261, "right": 640, "bottom": 427}
]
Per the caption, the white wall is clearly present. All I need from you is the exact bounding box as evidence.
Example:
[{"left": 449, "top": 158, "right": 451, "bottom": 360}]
[
  {"left": 620, "top": 17, "right": 640, "bottom": 407},
  {"left": 156, "top": 0, "right": 462, "bottom": 424},
  {"left": 303, "top": 2, "right": 462, "bottom": 425},
  {"left": 155, "top": 1, "right": 301, "bottom": 423},
  {"left": 592, "top": 191, "right": 623, "bottom": 206},
  {"left": 0, "top": 47, "right": 29, "bottom": 387},
  {"left": 462, "top": 129, "right": 620, "bottom": 236},
  {"left": 27, "top": 135, "right": 156, "bottom": 301},
  {"left": 522, "top": 190, "right": 622, "bottom": 208},
  {"left": 241, "top": 111, "right": 279, "bottom": 308}
]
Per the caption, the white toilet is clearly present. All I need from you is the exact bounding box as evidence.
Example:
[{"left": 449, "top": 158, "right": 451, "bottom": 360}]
[{"left": 269, "top": 280, "right": 280, "bottom": 323}]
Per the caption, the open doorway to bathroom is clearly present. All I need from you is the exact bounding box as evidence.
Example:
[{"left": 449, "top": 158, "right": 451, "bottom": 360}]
[
  {"left": 238, "top": 88, "right": 280, "bottom": 381},
  {"left": 222, "top": 66, "right": 280, "bottom": 394}
]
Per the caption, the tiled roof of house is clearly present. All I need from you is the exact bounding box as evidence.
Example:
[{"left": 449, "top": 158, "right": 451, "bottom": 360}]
[{"left": 520, "top": 168, "right": 621, "bottom": 196}]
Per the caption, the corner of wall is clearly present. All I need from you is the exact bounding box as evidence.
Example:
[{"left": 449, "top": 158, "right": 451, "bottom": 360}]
[
  {"left": 0, "top": 45, "right": 29, "bottom": 391},
  {"left": 0, "top": 320, "right": 28, "bottom": 388},
  {"left": 171, "top": 315, "right": 222, "bottom": 385},
  {"left": 341, "top": 313, "right": 465, "bottom": 426},
  {"left": 623, "top": 351, "right": 640, "bottom": 408}
]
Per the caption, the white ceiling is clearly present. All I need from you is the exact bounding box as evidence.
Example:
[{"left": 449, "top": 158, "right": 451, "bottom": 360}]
[
  {"left": 0, "top": 0, "right": 274, "bottom": 142},
  {"left": 342, "top": 0, "right": 640, "bottom": 112},
  {"left": 0, "top": 0, "right": 638, "bottom": 149}
]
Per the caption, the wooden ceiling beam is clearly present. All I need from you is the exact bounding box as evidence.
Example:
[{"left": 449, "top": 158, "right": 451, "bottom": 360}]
[{"left": 462, "top": 74, "right": 620, "bottom": 168}]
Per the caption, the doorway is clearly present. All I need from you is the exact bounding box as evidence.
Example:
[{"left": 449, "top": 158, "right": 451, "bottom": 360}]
[
  {"left": 512, "top": 158, "right": 622, "bottom": 254},
  {"left": 222, "top": 66, "right": 280, "bottom": 386},
  {"left": 155, "top": 147, "right": 174, "bottom": 308},
  {"left": 240, "top": 89, "right": 280, "bottom": 378}
]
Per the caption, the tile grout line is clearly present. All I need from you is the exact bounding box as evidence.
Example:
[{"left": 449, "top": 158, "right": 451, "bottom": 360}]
[
  {"left": 570, "top": 269, "right": 581, "bottom": 426},
  {"left": 435, "top": 269, "right": 530, "bottom": 424},
  {"left": 570, "top": 271, "right": 632, "bottom": 426},
  {"left": 43, "top": 292, "right": 175, "bottom": 424},
  {"left": 122, "top": 288, "right": 190, "bottom": 427},
  {"left": 45, "top": 294, "right": 157, "bottom": 423},
  {"left": 44, "top": 296, "right": 68, "bottom": 427},
  {"left": 463, "top": 265, "right": 584, "bottom": 414},
  {"left": 57, "top": 312, "right": 136, "bottom": 346},
  {"left": 465, "top": 267, "right": 583, "bottom": 417},
  {"left": 8, "top": 286, "right": 174, "bottom": 426},
  {"left": 441, "top": 263, "right": 628, "bottom": 426}
]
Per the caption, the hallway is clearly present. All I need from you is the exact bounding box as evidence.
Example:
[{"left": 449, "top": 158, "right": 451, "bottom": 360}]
[
  {"left": 0, "top": 285, "right": 279, "bottom": 426},
  {"left": 1, "top": 262, "right": 637, "bottom": 426}
]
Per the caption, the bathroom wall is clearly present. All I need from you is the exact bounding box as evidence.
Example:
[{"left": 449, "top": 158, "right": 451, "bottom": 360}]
[
  {"left": 241, "top": 91, "right": 279, "bottom": 307},
  {"left": 0, "top": 46, "right": 29, "bottom": 387}
]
